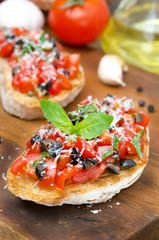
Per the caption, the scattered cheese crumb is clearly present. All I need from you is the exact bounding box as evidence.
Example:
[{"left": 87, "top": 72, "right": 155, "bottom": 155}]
[{"left": 90, "top": 209, "right": 101, "bottom": 214}]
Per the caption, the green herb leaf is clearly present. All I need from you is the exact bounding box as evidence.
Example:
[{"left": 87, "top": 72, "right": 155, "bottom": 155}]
[
  {"left": 40, "top": 100, "right": 74, "bottom": 135},
  {"left": 60, "top": 0, "right": 84, "bottom": 9},
  {"left": 113, "top": 135, "right": 123, "bottom": 151},
  {"left": 102, "top": 149, "right": 115, "bottom": 159},
  {"left": 40, "top": 100, "right": 113, "bottom": 140},
  {"left": 133, "top": 130, "right": 144, "bottom": 159},
  {"left": 74, "top": 112, "right": 113, "bottom": 140},
  {"left": 40, "top": 31, "right": 46, "bottom": 43},
  {"left": 30, "top": 152, "right": 51, "bottom": 168}
]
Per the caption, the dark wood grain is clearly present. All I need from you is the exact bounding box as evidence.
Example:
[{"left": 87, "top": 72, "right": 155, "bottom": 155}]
[{"left": 0, "top": 39, "right": 159, "bottom": 240}]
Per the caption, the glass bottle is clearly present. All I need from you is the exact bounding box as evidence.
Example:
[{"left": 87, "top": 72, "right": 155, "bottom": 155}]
[{"left": 101, "top": 0, "right": 159, "bottom": 75}]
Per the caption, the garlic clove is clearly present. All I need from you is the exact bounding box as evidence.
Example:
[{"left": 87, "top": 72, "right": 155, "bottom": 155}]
[
  {"left": 97, "top": 54, "right": 128, "bottom": 87},
  {"left": 0, "top": 0, "right": 45, "bottom": 30}
]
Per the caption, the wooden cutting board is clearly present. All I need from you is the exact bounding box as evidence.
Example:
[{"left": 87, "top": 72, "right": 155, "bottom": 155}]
[{"left": 0, "top": 43, "right": 159, "bottom": 240}]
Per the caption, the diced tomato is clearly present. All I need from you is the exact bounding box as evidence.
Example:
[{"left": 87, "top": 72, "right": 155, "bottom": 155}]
[
  {"left": 0, "top": 42, "right": 14, "bottom": 57},
  {"left": 134, "top": 124, "right": 144, "bottom": 133},
  {"left": 57, "top": 153, "right": 70, "bottom": 172},
  {"left": 25, "top": 142, "right": 41, "bottom": 155},
  {"left": 74, "top": 137, "right": 100, "bottom": 161},
  {"left": 55, "top": 165, "right": 81, "bottom": 190},
  {"left": 120, "top": 114, "right": 135, "bottom": 129},
  {"left": 57, "top": 72, "right": 72, "bottom": 89},
  {"left": 12, "top": 72, "right": 21, "bottom": 88},
  {"left": 97, "top": 130, "right": 112, "bottom": 146},
  {"left": 79, "top": 98, "right": 91, "bottom": 106},
  {"left": 38, "top": 158, "right": 57, "bottom": 188},
  {"left": 11, "top": 154, "right": 42, "bottom": 176},
  {"left": 49, "top": 80, "right": 62, "bottom": 95},
  {"left": 63, "top": 139, "right": 76, "bottom": 149},
  {"left": 7, "top": 53, "right": 18, "bottom": 68},
  {"left": 38, "top": 66, "right": 57, "bottom": 85},
  {"left": 97, "top": 145, "right": 114, "bottom": 164},
  {"left": 97, "top": 145, "right": 112, "bottom": 155},
  {"left": 25, "top": 165, "right": 37, "bottom": 180},
  {"left": 66, "top": 53, "right": 80, "bottom": 79},
  {"left": 72, "top": 163, "right": 106, "bottom": 183},
  {"left": 125, "top": 129, "right": 136, "bottom": 155},
  {"left": 128, "top": 108, "right": 139, "bottom": 114},
  {"left": 136, "top": 113, "right": 150, "bottom": 129},
  {"left": 19, "top": 55, "right": 37, "bottom": 70},
  {"left": 12, "top": 28, "right": 29, "bottom": 37},
  {"left": 12, "top": 69, "right": 39, "bottom": 93},
  {"left": 0, "top": 31, "right": 6, "bottom": 44}
]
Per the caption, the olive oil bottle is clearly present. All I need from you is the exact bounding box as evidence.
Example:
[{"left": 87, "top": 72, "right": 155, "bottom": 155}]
[{"left": 101, "top": 1, "right": 159, "bottom": 75}]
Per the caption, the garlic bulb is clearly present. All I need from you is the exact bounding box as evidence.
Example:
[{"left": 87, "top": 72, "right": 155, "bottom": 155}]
[
  {"left": 97, "top": 55, "right": 128, "bottom": 87},
  {"left": 0, "top": 0, "right": 45, "bottom": 30}
]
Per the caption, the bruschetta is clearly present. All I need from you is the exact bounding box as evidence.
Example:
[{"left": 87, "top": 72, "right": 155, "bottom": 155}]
[
  {"left": 0, "top": 28, "right": 85, "bottom": 119},
  {"left": 6, "top": 95, "right": 150, "bottom": 206}
]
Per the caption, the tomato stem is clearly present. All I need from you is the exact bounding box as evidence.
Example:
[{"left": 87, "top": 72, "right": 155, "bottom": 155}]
[{"left": 60, "top": 0, "right": 84, "bottom": 9}]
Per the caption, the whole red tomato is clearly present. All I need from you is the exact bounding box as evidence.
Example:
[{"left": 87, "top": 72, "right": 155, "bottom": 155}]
[{"left": 48, "top": 0, "right": 110, "bottom": 46}]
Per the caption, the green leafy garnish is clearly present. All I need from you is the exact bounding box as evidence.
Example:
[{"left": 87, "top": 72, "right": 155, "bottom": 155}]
[
  {"left": 133, "top": 130, "right": 144, "bottom": 159},
  {"left": 73, "top": 112, "right": 113, "bottom": 140},
  {"left": 60, "top": 0, "right": 84, "bottom": 9},
  {"left": 30, "top": 152, "right": 51, "bottom": 168},
  {"left": 113, "top": 135, "right": 123, "bottom": 151},
  {"left": 102, "top": 149, "right": 115, "bottom": 159},
  {"left": 40, "top": 100, "right": 74, "bottom": 135},
  {"left": 40, "top": 100, "right": 114, "bottom": 140},
  {"left": 40, "top": 31, "right": 46, "bottom": 43}
]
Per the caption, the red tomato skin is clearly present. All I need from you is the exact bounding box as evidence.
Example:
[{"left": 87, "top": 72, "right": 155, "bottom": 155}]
[
  {"left": 97, "top": 130, "right": 112, "bottom": 146},
  {"left": 10, "top": 154, "right": 42, "bottom": 176},
  {"left": 38, "top": 158, "right": 57, "bottom": 189},
  {"left": 72, "top": 162, "right": 106, "bottom": 183},
  {"left": 0, "top": 42, "right": 14, "bottom": 57},
  {"left": 12, "top": 69, "right": 38, "bottom": 93},
  {"left": 25, "top": 142, "right": 41, "bottom": 155},
  {"left": 55, "top": 165, "right": 81, "bottom": 190},
  {"left": 48, "top": 0, "right": 110, "bottom": 46}
]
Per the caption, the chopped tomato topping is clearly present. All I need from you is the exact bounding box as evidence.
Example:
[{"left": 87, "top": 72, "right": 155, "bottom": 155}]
[
  {"left": 72, "top": 163, "right": 106, "bottom": 183},
  {"left": 11, "top": 154, "right": 42, "bottom": 176},
  {"left": 55, "top": 165, "right": 82, "bottom": 190}
]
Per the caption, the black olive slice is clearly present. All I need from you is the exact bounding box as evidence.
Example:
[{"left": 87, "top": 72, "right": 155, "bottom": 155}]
[
  {"left": 35, "top": 162, "right": 47, "bottom": 181},
  {"left": 120, "top": 159, "right": 137, "bottom": 170},
  {"left": 49, "top": 37, "right": 56, "bottom": 48},
  {"left": 82, "top": 158, "right": 99, "bottom": 170},
  {"left": 6, "top": 33, "right": 15, "bottom": 41},
  {"left": 112, "top": 152, "right": 120, "bottom": 164},
  {"left": 31, "top": 134, "right": 42, "bottom": 143},
  {"left": 135, "top": 113, "right": 143, "bottom": 123},
  {"left": 107, "top": 164, "right": 120, "bottom": 175},
  {"left": 45, "top": 80, "right": 52, "bottom": 90},
  {"left": 41, "top": 139, "right": 62, "bottom": 157},
  {"left": 41, "top": 139, "right": 52, "bottom": 151},
  {"left": 12, "top": 64, "right": 21, "bottom": 76}
]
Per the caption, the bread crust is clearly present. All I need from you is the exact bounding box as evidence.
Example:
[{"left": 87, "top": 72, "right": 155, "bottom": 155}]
[
  {"left": 0, "top": 58, "right": 85, "bottom": 120},
  {"left": 6, "top": 128, "right": 149, "bottom": 206}
]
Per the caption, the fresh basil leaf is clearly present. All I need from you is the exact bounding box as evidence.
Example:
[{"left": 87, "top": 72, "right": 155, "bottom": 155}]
[
  {"left": 102, "top": 149, "right": 115, "bottom": 159},
  {"left": 60, "top": 0, "right": 84, "bottom": 9},
  {"left": 40, "top": 31, "right": 45, "bottom": 43},
  {"left": 30, "top": 152, "right": 51, "bottom": 168},
  {"left": 113, "top": 135, "right": 123, "bottom": 151},
  {"left": 74, "top": 112, "right": 113, "bottom": 140},
  {"left": 133, "top": 130, "right": 144, "bottom": 159},
  {"left": 40, "top": 100, "right": 74, "bottom": 135}
]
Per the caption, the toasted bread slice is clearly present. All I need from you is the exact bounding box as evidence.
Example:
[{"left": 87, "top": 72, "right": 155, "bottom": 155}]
[
  {"left": 0, "top": 58, "right": 85, "bottom": 120},
  {"left": 6, "top": 128, "right": 149, "bottom": 206}
]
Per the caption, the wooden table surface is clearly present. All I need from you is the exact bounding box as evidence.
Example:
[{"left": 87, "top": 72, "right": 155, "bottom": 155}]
[{"left": 0, "top": 28, "right": 159, "bottom": 240}]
